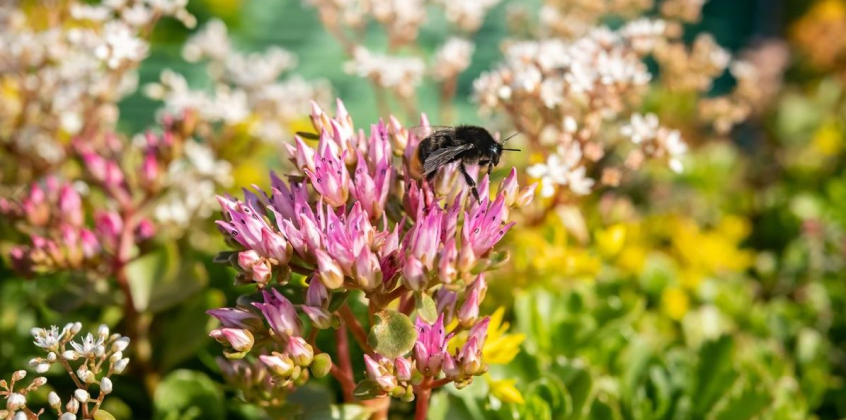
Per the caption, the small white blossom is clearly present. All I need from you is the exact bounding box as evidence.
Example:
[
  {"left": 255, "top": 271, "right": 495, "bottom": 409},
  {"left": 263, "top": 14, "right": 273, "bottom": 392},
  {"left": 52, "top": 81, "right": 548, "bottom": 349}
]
[
  {"left": 6, "top": 393, "right": 26, "bottom": 411},
  {"left": 73, "top": 389, "right": 89, "bottom": 403}
]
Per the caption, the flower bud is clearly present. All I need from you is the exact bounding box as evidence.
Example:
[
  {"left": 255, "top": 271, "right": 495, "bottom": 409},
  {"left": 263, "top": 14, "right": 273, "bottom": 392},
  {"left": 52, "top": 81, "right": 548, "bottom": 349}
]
[
  {"left": 36, "top": 363, "right": 50, "bottom": 373},
  {"left": 63, "top": 350, "right": 79, "bottom": 360},
  {"left": 498, "top": 168, "right": 519, "bottom": 206},
  {"left": 311, "top": 353, "right": 332, "bottom": 378},
  {"left": 109, "top": 351, "right": 122, "bottom": 363},
  {"left": 32, "top": 377, "right": 47, "bottom": 387},
  {"left": 48, "top": 391, "right": 61, "bottom": 408},
  {"left": 395, "top": 357, "right": 412, "bottom": 382},
  {"left": 11, "top": 370, "right": 26, "bottom": 381},
  {"left": 112, "top": 337, "right": 130, "bottom": 352},
  {"left": 306, "top": 278, "right": 329, "bottom": 308},
  {"left": 113, "top": 358, "right": 129, "bottom": 374},
  {"left": 66, "top": 397, "right": 79, "bottom": 414},
  {"left": 237, "top": 250, "right": 261, "bottom": 271},
  {"left": 100, "top": 377, "right": 113, "bottom": 394},
  {"left": 60, "top": 413, "right": 77, "bottom": 420},
  {"left": 260, "top": 353, "right": 294, "bottom": 377},
  {"left": 402, "top": 255, "right": 427, "bottom": 291},
  {"left": 287, "top": 336, "right": 314, "bottom": 367},
  {"left": 458, "top": 274, "right": 486, "bottom": 326},
  {"left": 516, "top": 183, "right": 537, "bottom": 207},
  {"left": 47, "top": 352, "right": 57, "bottom": 362},
  {"left": 74, "top": 389, "right": 89, "bottom": 403},
  {"left": 141, "top": 152, "right": 159, "bottom": 186},
  {"left": 302, "top": 306, "right": 332, "bottom": 329},
  {"left": 14, "top": 411, "right": 27, "bottom": 420},
  {"left": 315, "top": 250, "right": 344, "bottom": 289},
  {"left": 71, "top": 322, "right": 82, "bottom": 335},
  {"left": 250, "top": 260, "right": 273, "bottom": 285},
  {"left": 442, "top": 353, "right": 460, "bottom": 379},
  {"left": 58, "top": 185, "right": 83, "bottom": 226},
  {"left": 209, "top": 328, "right": 254, "bottom": 353},
  {"left": 6, "top": 393, "right": 26, "bottom": 411}
]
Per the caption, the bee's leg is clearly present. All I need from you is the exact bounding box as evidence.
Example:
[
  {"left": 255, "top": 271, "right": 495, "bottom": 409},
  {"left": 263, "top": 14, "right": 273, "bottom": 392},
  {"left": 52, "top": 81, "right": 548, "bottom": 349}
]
[
  {"left": 459, "top": 162, "right": 480, "bottom": 203},
  {"left": 487, "top": 162, "right": 494, "bottom": 175}
]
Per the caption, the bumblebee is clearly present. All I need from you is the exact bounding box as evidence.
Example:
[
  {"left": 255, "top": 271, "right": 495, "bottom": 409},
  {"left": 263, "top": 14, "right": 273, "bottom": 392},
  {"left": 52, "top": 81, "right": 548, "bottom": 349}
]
[{"left": 410, "top": 125, "right": 520, "bottom": 202}]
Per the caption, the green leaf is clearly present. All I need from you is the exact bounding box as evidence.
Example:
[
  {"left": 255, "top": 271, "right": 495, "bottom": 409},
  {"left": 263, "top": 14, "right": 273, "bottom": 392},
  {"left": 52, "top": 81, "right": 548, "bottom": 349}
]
[
  {"left": 692, "top": 336, "right": 737, "bottom": 417},
  {"left": 93, "top": 410, "right": 117, "bottom": 420},
  {"left": 328, "top": 290, "right": 351, "bottom": 312},
  {"left": 352, "top": 379, "right": 383, "bottom": 400},
  {"left": 153, "top": 370, "right": 224, "bottom": 420},
  {"left": 367, "top": 310, "right": 417, "bottom": 358},
  {"left": 155, "top": 289, "right": 226, "bottom": 371},
  {"left": 125, "top": 243, "right": 204, "bottom": 313},
  {"left": 416, "top": 293, "right": 438, "bottom": 323}
]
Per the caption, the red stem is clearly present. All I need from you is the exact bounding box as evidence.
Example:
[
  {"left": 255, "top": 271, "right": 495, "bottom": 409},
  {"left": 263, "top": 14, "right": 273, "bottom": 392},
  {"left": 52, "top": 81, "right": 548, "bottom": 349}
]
[
  {"left": 414, "top": 384, "right": 432, "bottom": 420},
  {"left": 338, "top": 304, "right": 372, "bottom": 353},
  {"left": 334, "top": 326, "right": 356, "bottom": 403}
]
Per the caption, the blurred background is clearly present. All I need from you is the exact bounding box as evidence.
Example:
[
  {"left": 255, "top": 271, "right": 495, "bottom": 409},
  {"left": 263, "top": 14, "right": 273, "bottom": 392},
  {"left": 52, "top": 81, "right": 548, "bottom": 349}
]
[{"left": 3, "top": 0, "right": 846, "bottom": 419}]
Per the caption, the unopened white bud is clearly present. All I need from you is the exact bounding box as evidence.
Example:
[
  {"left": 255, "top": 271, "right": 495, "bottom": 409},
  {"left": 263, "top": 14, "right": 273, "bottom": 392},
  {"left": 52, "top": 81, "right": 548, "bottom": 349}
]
[
  {"left": 36, "top": 363, "right": 50, "bottom": 373},
  {"left": 113, "top": 358, "right": 129, "bottom": 374},
  {"left": 13, "top": 411, "right": 27, "bottom": 420},
  {"left": 110, "top": 351, "right": 122, "bottom": 363},
  {"left": 83, "top": 371, "right": 96, "bottom": 384},
  {"left": 63, "top": 350, "right": 79, "bottom": 360},
  {"left": 66, "top": 398, "right": 79, "bottom": 414},
  {"left": 100, "top": 377, "right": 113, "bottom": 394},
  {"left": 71, "top": 322, "right": 82, "bottom": 334},
  {"left": 60, "top": 413, "right": 77, "bottom": 420},
  {"left": 47, "top": 352, "right": 57, "bottom": 362},
  {"left": 73, "top": 389, "right": 89, "bottom": 403},
  {"left": 76, "top": 366, "right": 88, "bottom": 380},
  {"left": 98, "top": 324, "right": 109, "bottom": 337},
  {"left": 95, "top": 345, "right": 105, "bottom": 358},
  {"left": 6, "top": 393, "right": 26, "bottom": 411},
  {"left": 48, "top": 391, "right": 61, "bottom": 408},
  {"left": 11, "top": 371, "right": 25, "bottom": 381},
  {"left": 112, "top": 337, "right": 130, "bottom": 352},
  {"left": 28, "top": 358, "right": 39, "bottom": 368},
  {"left": 32, "top": 377, "right": 47, "bottom": 387}
]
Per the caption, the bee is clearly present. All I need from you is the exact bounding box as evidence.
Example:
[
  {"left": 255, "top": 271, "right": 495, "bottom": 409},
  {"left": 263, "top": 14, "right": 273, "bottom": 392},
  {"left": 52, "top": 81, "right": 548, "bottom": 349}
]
[{"left": 410, "top": 125, "right": 520, "bottom": 203}]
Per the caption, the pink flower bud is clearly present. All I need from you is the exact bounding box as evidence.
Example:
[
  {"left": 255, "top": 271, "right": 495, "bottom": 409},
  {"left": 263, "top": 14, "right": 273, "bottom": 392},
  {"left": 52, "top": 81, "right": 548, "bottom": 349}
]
[
  {"left": 354, "top": 251, "right": 382, "bottom": 291},
  {"left": 498, "top": 168, "right": 519, "bottom": 206},
  {"left": 79, "top": 229, "right": 100, "bottom": 258},
  {"left": 250, "top": 260, "right": 273, "bottom": 285},
  {"left": 394, "top": 357, "right": 412, "bottom": 382},
  {"left": 402, "top": 255, "right": 427, "bottom": 291},
  {"left": 135, "top": 219, "right": 155, "bottom": 241},
  {"left": 58, "top": 185, "right": 83, "bottom": 226},
  {"left": 302, "top": 306, "right": 332, "bottom": 329},
  {"left": 315, "top": 250, "right": 344, "bottom": 289},
  {"left": 516, "top": 183, "right": 537, "bottom": 207},
  {"left": 207, "top": 308, "right": 262, "bottom": 329},
  {"left": 286, "top": 336, "right": 314, "bottom": 366},
  {"left": 442, "top": 352, "right": 460, "bottom": 379},
  {"left": 438, "top": 238, "right": 458, "bottom": 284},
  {"left": 364, "top": 354, "right": 397, "bottom": 392},
  {"left": 260, "top": 228, "right": 290, "bottom": 263},
  {"left": 252, "top": 288, "right": 301, "bottom": 338},
  {"left": 237, "top": 250, "right": 261, "bottom": 271},
  {"left": 141, "top": 152, "right": 159, "bottom": 186},
  {"left": 306, "top": 277, "right": 329, "bottom": 308},
  {"left": 458, "top": 274, "right": 487, "bottom": 325},
  {"left": 260, "top": 352, "right": 294, "bottom": 377},
  {"left": 209, "top": 328, "right": 254, "bottom": 353}
]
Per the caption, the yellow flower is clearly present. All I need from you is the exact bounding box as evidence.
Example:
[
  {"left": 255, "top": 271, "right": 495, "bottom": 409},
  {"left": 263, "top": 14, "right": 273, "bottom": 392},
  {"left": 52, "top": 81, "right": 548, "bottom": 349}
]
[
  {"left": 486, "top": 375, "right": 525, "bottom": 404},
  {"left": 661, "top": 286, "right": 690, "bottom": 321},
  {"left": 596, "top": 224, "right": 627, "bottom": 258},
  {"left": 811, "top": 121, "right": 844, "bottom": 156},
  {"left": 448, "top": 307, "right": 524, "bottom": 366}
]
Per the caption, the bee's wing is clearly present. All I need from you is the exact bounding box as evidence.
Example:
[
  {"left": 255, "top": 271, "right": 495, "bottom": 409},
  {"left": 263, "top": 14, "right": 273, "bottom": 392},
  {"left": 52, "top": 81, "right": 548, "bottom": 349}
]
[{"left": 423, "top": 143, "right": 474, "bottom": 176}]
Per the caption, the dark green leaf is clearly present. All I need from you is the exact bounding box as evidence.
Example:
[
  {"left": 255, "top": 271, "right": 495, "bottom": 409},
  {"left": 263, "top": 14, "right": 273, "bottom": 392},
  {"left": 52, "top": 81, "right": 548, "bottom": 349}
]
[{"left": 153, "top": 370, "right": 224, "bottom": 420}]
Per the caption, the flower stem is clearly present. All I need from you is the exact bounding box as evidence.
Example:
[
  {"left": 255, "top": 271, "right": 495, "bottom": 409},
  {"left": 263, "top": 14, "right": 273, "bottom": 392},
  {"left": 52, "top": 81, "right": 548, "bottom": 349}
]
[
  {"left": 338, "top": 304, "right": 372, "bottom": 353},
  {"left": 414, "top": 384, "right": 432, "bottom": 420},
  {"left": 334, "top": 326, "right": 356, "bottom": 403}
]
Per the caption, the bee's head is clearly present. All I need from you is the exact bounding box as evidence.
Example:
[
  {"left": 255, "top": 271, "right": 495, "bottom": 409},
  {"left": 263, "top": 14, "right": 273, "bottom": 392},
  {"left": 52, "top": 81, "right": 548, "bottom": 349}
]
[{"left": 489, "top": 144, "right": 502, "bottom": 166}]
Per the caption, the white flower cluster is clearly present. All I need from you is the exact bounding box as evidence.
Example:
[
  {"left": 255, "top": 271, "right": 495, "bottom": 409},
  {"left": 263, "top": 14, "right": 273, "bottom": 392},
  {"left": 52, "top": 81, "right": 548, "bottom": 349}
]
[
  {"left": 345, "top": 47, "right": 425, "bottom": 98},
  {"left": 153, "top": 141, "right": 234, "bottom": 229},
  {"left": 0, "top": 323, "right": 129, "bottom": 420},
  {"left": 474, "top": 20, "right": 692, "bottom": 198},
  {"left": 432, "top": 0, "right": 503, "bottom": 32},
  {"left": 146, "top": 19, "right": 331, "bottom": 142},
  {"left": 538, "top": 0, "right": 653, "bottom": 39},
  {"left": 431, "top": 38, "right": 475, "bottom": 82},
  {"left": 0, "top": 0, "right": 193, "bottom": 170}
]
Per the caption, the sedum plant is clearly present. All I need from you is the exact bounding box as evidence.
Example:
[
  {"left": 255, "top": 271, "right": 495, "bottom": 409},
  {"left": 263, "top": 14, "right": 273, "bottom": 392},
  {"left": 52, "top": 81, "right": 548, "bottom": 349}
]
[
  {"left": 207, "top": 99, "right": 535, "bottom": 418},
  {"left": 1, "top": 323, "right": 130, "bottom": 420}
]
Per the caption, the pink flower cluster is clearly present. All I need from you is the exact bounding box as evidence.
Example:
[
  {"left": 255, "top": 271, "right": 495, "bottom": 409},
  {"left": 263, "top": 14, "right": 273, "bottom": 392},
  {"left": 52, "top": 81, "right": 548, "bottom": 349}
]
[
  {"left": 209, "top": 99, "right": 535, "bottom": 401},
  {"left": 1, "top": 128, "right": 174, "bottom": 277}
]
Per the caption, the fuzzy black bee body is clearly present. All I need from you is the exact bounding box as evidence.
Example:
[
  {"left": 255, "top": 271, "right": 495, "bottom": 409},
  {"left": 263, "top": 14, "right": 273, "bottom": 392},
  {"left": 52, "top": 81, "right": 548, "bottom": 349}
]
[{"left": 413, "top": 125, "right": 519, "bottom": 202}]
